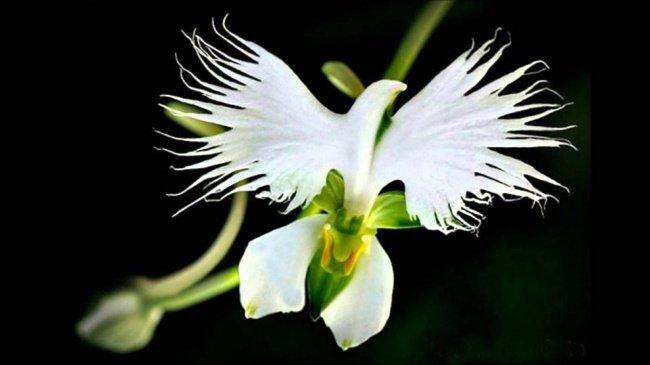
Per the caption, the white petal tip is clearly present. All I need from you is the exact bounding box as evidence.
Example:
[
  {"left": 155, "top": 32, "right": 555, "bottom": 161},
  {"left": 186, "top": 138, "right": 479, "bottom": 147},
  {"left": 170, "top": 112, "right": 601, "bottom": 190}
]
[{"left": 244, "top": 302, "right": 258, "bottom": 319}]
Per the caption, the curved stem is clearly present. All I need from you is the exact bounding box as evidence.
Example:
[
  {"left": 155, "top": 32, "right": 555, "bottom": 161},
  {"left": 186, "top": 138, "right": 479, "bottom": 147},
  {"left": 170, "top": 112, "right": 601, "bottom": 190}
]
[
  {"left": 157, "top": 266, "right": 240, "bottom": 312},
  {"left": 145, "top": 191, "right": 247, "bottom": 298}
]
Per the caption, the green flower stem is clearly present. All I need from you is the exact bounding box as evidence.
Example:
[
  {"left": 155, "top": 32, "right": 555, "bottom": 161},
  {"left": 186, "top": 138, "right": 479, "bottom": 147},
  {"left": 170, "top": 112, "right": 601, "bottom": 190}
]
[
  {"left": 383, "top": 0, "right": 453, "bottom": 81},
  {"left": 144, "top": 191, "right": 247, "bottom": 298},
  {"left": 156, "top": 266, "right": 240, "bottom": 312}
]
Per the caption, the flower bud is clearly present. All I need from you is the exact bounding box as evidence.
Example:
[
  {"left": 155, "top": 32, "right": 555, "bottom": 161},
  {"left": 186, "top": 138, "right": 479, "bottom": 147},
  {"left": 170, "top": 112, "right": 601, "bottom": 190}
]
[{"left": 76, "top": 289, "right": 163, "bottom": 353}]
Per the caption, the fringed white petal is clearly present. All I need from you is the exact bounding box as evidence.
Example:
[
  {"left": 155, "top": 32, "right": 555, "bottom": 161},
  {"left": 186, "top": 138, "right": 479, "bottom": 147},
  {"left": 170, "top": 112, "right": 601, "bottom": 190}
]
[
  {"left": 239, "top": 214, "right": 328, "bottom": 319},
  {"left": 162, "top": 16, "right": 349, "bottom": 216},
  {"left": 321, "top": 236, "right": 394, "bottom": 350},
  {"left": 371, "top": 29, "right": 574, "bottom": 233},
  {"left": 162, "top": 17, "right": 407, "bottom": 217}
]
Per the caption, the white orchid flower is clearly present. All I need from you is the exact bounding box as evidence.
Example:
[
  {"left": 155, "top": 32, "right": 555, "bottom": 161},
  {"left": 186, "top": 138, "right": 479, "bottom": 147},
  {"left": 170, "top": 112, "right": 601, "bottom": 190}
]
[{"left": 160, "top": 17, "right": 573, "bottom": 349}]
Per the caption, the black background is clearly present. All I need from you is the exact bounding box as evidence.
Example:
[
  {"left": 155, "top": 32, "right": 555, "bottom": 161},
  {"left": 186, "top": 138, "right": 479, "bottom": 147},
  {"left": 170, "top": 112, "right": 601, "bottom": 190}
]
[{"left": 45, "top": 1, "right": 596, "bottom": 364}]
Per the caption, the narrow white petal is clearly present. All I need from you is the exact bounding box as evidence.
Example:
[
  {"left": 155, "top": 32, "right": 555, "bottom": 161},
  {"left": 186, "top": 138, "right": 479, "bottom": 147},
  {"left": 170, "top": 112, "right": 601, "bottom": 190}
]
[
  {"left": 321, "top": 236, "right": 394, "bottom": 350},
  {"left": 371, "top": 30, "right": 573, "bottom": 233},
  {"left": 164, "top": 17, "right": 347, "bottom": 215},
  {"left": 343, "top": 80, "right": 407, "bottom": 214},
  {"left": 239, "top": 214, "right": 328, "bottom": 319}
]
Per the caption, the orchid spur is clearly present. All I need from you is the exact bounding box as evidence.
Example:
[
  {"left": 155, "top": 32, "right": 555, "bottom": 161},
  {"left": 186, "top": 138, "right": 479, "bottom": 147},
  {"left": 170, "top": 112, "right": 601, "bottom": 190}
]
[{"left": 159, "top": 16, "right": 574, "bottom": 350}]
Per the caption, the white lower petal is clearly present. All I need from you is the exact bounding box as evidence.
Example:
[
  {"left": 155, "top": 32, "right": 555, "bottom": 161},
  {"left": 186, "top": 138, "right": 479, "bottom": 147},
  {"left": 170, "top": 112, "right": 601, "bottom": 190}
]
[
  {"left": 321, "top": 236, "right": 394, "bottom": 350},
  {"left": 239, "top": 214, "right": 328, "bottom": 319}
]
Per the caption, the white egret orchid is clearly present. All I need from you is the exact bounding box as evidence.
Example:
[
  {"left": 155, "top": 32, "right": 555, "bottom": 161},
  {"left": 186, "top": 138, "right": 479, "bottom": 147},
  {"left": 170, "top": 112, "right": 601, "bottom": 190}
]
[{"left": 160, "top": 17, "right": 573, "bottom": 349}]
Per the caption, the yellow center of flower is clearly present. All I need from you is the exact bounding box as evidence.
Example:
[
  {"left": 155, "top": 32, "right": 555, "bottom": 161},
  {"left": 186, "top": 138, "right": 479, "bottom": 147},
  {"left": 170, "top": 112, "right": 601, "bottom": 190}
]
[{"left": 319, "top": 219, "right": 374, "bottom": 276}]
